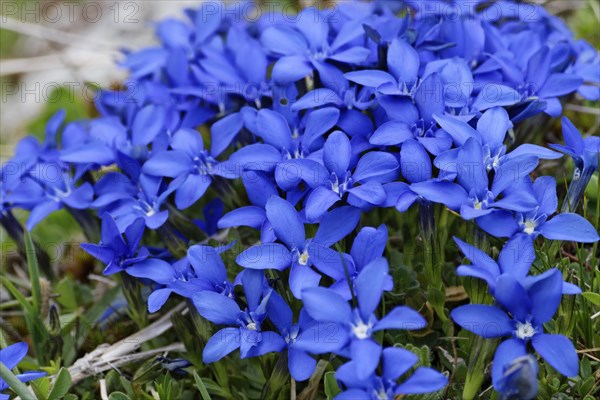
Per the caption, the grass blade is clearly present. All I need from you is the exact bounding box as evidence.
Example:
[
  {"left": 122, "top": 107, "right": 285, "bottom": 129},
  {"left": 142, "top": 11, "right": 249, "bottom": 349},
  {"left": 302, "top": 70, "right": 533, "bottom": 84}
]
[
  {"left": 192, "top": 370, "right": 212, "bottom": 400},
  {"left": 24, "top": 230, "right": 42, "bottom": 313}
]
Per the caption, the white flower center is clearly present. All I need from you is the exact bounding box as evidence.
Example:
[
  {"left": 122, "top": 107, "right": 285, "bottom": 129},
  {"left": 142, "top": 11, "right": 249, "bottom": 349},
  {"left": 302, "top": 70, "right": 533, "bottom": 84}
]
[
  {"left": 298, "top": 250, "right": 310, "bottom": 266},
  {"left": 515, "top": 322, "right": 536, "bottom": 340},
  {"left": 523, "top": 220, "right": 537, "bottom": 235},
  {"left": 474, "top": 201, "right": 482, "bottom": 210},
  {"left": 247, "top": 322, "right": 257, "bottom": 331},
  {"left": 351, "top": 321, "right": 371, "bottom": 340}
]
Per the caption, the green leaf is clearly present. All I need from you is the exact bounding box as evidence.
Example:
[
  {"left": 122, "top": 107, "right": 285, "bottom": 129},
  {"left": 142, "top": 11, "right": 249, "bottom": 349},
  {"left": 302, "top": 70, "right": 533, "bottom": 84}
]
[
  {"left": 48, "top": 367, "right": 72, "bottom": 399},
  {"left": 30, "top": 376, "right": 50, "bottom": 400},
  {"left": 108, "top": 392, "right": 131, "bottom": 400},
  {"left": 581, "top": 292, "right": 600, "bottom": 307},
  {"left": 193, "top": 370, "right": 212, "bottom": 400},
  {"left": 0, "top": 362, "right": 35, "bottom": 400},
  {"left": 0, "top": 275, "right": 34, "bottom": 314},
  {"left": 24, "top": 230, "right": 43, "bottom": 313},
  {"left": 324, "top": 371, "right": 341, "bottom": 399}
]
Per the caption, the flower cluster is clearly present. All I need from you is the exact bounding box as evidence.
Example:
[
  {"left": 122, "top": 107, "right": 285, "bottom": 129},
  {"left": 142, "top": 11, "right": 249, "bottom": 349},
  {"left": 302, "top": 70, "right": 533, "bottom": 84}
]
[{"left": 1, "top": 1, "right": 599, "bottom": 398}]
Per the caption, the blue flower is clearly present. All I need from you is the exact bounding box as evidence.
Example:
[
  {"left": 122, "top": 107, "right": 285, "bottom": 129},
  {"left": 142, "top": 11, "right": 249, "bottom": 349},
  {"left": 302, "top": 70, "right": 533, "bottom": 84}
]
[
  {"left": 451, "top": 270, "right": 580, "bottom": 386},
  {"left": 261, "top": 7, "right": 370, "bottom": 88},
  {"left": 335, "top": 347, "right": 448, "bottom": 399},
  {"left": 0, "top": 342, "right": 46, "bottom": 400},
  {"left": 476, "top": 176, "right": 600, "bottom": 242},
  {"left": 127, "top": 244, "right": 235, "bottom": 313},
  {"left": 236, "top": 196, "right": 360, "bottom": 298},
  {"left": 496, "top": 354, "right": 539, "bottom": 400},
  {"left": 192, "top": 269, "right": 285, "bottom": 363},
  {"left": 550, "top": 117, "right": 600, "bottom": 211},
  {"left": 276, "top": 131, "right": 398, "bottom": 220},
  {"left": 266, "top": 292, "right": 318, "bottom": 381},
  {"left": 454, "top": 234, "right": 581, "bottom": 295},
  {"left": 298, "top": 258, "right": 426, "bottom": 379},
  {"left": 81, "top": 215, "right": 147, "bottom": 275}
]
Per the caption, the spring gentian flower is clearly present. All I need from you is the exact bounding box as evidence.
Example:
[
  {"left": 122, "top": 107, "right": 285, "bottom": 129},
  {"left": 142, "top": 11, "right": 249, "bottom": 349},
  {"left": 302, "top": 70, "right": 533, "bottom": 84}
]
[
  {"left": 451, "top": 270, "right": 579, "bottom": 384},
  {"left": 495, "top": 355, "right": 539, "bottom": 400},
  {"left": 476, "top": 176, "right": 600, "bottom": 242},
  {"left": 299, "top": 258, "right": 426, "bottom": 379},
  {"left": 330, "top": 225, "right": 393, "bottom": 299},
  {"left": 550, "top": 117, "right": 600, "bottom": 211},
  {"left": 193, "top": 270, "right": 285, "bottom": 362},
  {"left": 0, "top": 342, "right": 46, "bottom": 400},
  {"left": 276, "top": 131, "right": 398, "bottom": 221},
  {"left": 127, "top": 244, "right": 235, "bottom": 312},
  {"left": 81, "top": 215, "right": 147, "bottom": 275},
  {"left": 266, "top": 292, "right": 318, "bottom": 381},
  {"left": 454, "top": 234, "right": 581, "bottom": 295},
  {"left": 335, "top": 347, "right": 448, "bottom": 399},
  {"left": 261, "top": 7, "right": 370, "bottom": 88},
  {"left": 142, "top": 129, "right": 233, "bottom": 209},
  {"left": 236, "top": 196, "right": 360, "bottom": 298}
]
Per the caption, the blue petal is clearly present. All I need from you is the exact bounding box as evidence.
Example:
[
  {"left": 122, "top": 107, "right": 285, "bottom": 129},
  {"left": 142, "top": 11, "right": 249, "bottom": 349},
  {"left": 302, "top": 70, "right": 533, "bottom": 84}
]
[
  {"left": 410, "top": 181, "right": 468, "bottom": 211},
  {"left": 344, "top": 70, "right": 396, "bottom": 88},
  {"left": 211, "top": 112, "right": 243, "bottom": 157},
  {"left": 292, "top": 89, "right": 343, "bottom": 111},
  {"left": 401, "top": 139, "right": 432, "bottom": 183},
  {"left": 126, "top": 259, "right": 174, "bottom": 284},
  {"left": 388, "top": 38, "right": 419, "bottom": 84},
  {"left": 433, "top": 114, "right": 478, "bottom": 146},
  {"left": 374, "top": 306, "right": 426, "bottom": 331},
  {"left": 477, "top": 107, "right": 511, "bottom": 151},
  {"left": 148, "top": 288, "right": 173, "bottom": 313},
  {"left": 491, "top": 155, "right": 538, "bottom": 195},
  {"left": 192, "top": 291, "right": 240, "bottom": 325},
  {"left": 236, "top": 243, "right": 292, "bottom": 271},
  {"left": 289, "top": 264, "right": 322, "bottom": 299},
  {"left": 175, "top": 173, "right": 211, "bottom": 209},
  {"left": 272, "top": 55, "right": 314, "bottom": 85},
  {"left": 498, "top": 234, "right": 535, "bottom": 278},
  {"left": 0, "top": 342, "right": 27, "bottom": 369},
  {"left": 539, "top": 73, "right": 583, "bottom": 98},
  {"left": 266, "top": 196, "right": 305, "bottom": 248},
  {"left": 528, "top": 269, "right": 563, "bottom": 324},
  {"left": 494, "top": 275, "right": 531, "bottom": 321},
  {"left": 187, "top": 245, "right": 227, "bottom": 285},
  {"left": 143, "top": 151, "right": 191, "bottom": 178},
  {"left": 256, "top": 109, "right": 293, "bottom": 150},
  {"left": 288, "top": 348, "right": 317, "bottom": 382},
  {"left": 261, "top": 26, "right": 308, "bottom": 56},
  {"left": 203, "top": 327, "right": 241, "bottom": 363},
  {"left": 324, "top": 131, "right": 351, "bottom": 178},
  {"left": 347, "top": 182, "right": 386, "bottom": 205},
  {"left": 539, "top": 213, "right": 599, "bottom": 243},
  {"left": 314, "top": 206, "right": 361, "bottom": 245},
  {"left": 305, "top": 187, "right": 341, "bottom": 222},
  {"left": 266, "top": 291, "right": 293, "bottom": 333},
  {"left": 395, "top": 367, "right": 448, "bottom": 395},
  {"left": 350, "top": 339, "right": 381, "bottom": 380},
  {"left": 450, "top": 304, "right": 512, "bottom": 338},
  {"left": 532, "top": 334, "right": 579, "bottom": 377},
  {"left": 491, "top": 338, "right": 529, "bottom": 389},
  {"left": 132, "top": 105, "right": 165, "bottom": 146},
  {"left": 352, "top": 152, "right": 399, "bottom": 183},
  {"left": 355, "top": 257, "right": 388, "bottom": 319},
  {"left": 218, "top": 206, "right": 266, "bottom": 230},
  {"left": 275, "top": 159, "right": 330, "bottom": 191},
  {"left": 301, "top": 287, "right": 352, "bottom": 323},
  {"left": 293, "top": 321, "right": 348, "bottom": 354},
  {"left": 329, "top": 47, "right": 371, "bottom": 64},
  {"left": 369, "top": 121, "right": 414, "bottom": 146},
  {"left": 382, "top": 347, "right": 418, "bottom": 380},
  {"left": 476, "top": 210, "right": 519, "bottom": 238}
]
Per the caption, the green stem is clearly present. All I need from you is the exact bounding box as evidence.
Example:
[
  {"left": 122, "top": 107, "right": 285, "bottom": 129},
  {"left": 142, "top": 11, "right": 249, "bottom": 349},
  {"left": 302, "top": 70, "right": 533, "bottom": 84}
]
[{"left": 0, "top": 363, "right": 35, "bottom": 400}]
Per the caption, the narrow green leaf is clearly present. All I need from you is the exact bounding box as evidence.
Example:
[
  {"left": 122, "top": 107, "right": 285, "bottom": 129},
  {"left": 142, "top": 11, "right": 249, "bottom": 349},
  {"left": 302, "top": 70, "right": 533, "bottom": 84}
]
[
  {"left": 582, "top": 292, "right": 600, "bottom": 307},
  {"left": 48, "top": 367, "right": 72, "bottom": 399},
  {"left": 324, "top": 371, "right": 341, "bottom": 399},
  {"left": 0, "top": 276, "right": 34, "bottom": 314},
  {"left": 192, "top": 370, "right": 212, "bottom": 400},
  {"left": 0, "top": 362, "right": 36, "bottom": 400},
  {"left": 24, "top": 230, "right": 42, "bottom": 313}
]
